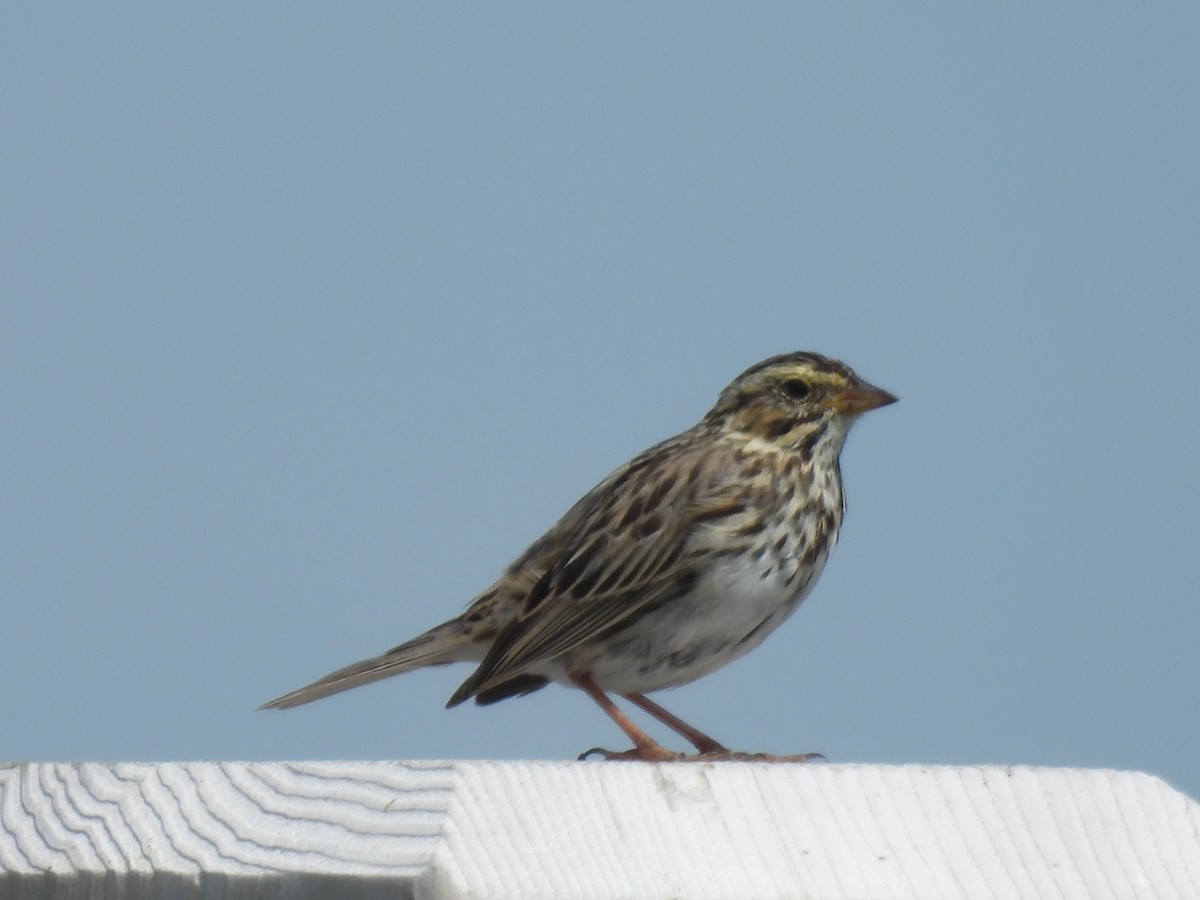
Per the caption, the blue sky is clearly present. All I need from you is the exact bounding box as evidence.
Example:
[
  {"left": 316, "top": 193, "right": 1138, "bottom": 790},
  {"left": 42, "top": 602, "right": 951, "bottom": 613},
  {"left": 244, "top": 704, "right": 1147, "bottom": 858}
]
[{"left": 4, "top": 6, "right": 1198, "bottom": 801}]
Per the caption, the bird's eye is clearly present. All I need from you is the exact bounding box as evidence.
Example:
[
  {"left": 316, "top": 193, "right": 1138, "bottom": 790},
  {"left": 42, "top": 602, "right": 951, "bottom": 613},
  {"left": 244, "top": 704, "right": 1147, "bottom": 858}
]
[{"left": 781, "top": 379, "right": 811, "bottom": 400}]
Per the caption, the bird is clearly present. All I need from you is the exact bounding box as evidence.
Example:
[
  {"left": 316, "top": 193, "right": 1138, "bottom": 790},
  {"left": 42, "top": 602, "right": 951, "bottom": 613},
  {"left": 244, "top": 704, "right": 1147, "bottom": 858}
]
[{"left": 261, "top": 351, "right": 896, "bottom": 761}]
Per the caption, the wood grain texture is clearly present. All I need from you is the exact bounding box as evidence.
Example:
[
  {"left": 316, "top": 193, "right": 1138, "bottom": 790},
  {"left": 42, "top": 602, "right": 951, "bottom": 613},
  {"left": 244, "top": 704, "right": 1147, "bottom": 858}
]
[{"left": 1, "top": 762, "right": 1198, "bottom": 899}]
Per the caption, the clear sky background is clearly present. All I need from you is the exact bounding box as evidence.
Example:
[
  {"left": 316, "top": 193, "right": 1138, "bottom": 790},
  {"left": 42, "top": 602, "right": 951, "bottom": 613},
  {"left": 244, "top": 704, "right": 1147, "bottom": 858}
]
[{"left": 4, "top": 7, "right": 1198, "bottom": 802}]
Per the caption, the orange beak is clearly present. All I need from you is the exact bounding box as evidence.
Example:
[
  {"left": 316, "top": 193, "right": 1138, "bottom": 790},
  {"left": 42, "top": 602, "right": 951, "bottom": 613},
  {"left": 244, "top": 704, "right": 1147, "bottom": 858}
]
[{"left": 829, "top": 379, "right": 898, "bottom": 414}]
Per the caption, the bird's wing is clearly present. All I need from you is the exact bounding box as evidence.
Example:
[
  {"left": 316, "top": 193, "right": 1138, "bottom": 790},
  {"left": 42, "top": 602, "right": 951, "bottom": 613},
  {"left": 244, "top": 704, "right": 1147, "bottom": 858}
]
[{"left": 447, "top": 436, "right": 753, "bottom": 706}]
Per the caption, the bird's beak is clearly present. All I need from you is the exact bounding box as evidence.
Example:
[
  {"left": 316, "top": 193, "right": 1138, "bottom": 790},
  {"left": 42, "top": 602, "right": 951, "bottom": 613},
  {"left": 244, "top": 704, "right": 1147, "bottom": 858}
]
[{"left": 829, "top": 379, "right": 898, "bottom": 414}]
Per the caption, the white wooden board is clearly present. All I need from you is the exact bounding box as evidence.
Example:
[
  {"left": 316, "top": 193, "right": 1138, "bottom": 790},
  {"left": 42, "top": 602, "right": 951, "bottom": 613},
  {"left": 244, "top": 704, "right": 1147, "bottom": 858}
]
[{"left": 1, "top": 761, "right": 1197, "bottom": 899}]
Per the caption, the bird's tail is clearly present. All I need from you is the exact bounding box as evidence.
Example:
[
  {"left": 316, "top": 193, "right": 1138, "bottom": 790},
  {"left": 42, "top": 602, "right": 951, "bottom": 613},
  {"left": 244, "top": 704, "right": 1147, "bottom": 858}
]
[{"left": 259, "top": 618, "right": 477, "bottom": 710}]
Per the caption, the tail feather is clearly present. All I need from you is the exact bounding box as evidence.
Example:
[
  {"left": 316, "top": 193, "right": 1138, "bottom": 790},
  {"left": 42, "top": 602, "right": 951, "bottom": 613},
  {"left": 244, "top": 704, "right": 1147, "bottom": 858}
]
[{"left": 260, "top": 619, "right": 474, "bottom": 710}]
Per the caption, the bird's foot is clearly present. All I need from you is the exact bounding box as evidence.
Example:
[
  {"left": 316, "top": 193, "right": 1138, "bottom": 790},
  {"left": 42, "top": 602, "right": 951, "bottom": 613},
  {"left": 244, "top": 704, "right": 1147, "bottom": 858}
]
[
  {"left": 578, "top": 744, "right": 686, "bottom": 762},
  {"left": 579, "top": 746, "right": 825, "bottom": 763},
  {"left": 691, "top": 750, "right": 825, "bottom": 763}
]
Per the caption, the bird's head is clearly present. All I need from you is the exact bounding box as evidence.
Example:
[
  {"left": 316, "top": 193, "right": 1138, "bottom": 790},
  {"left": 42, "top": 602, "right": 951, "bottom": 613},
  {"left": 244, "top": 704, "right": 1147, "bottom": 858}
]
[{"left": 706, "top": 351, "right": 897, "bottom": 451}]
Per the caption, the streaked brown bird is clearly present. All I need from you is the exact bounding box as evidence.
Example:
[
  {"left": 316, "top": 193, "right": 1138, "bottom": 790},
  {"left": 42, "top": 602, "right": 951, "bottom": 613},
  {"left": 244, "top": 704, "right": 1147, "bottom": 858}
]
[{"left": 262, "top": 352, "right": 896, "bottom": 761}]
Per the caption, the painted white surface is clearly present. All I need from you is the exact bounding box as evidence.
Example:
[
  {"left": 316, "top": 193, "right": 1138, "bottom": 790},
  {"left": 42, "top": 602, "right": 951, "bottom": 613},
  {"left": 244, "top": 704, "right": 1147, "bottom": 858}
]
[{"left": 1, "top": 761, "right": 1197, "bottom": 899}]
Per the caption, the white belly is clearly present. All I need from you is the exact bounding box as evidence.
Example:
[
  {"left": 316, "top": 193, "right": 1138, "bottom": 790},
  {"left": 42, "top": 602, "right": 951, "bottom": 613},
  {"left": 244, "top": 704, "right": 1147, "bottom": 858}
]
[{"left": 574, "top": 544, "right": 832, "bottom": 694}]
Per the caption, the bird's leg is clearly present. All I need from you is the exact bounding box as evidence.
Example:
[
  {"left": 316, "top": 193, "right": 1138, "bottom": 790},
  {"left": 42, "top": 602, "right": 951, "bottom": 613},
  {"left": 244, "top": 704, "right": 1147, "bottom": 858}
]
[
  {"left": 572, "top": 676, "right": 823, "bottom": 763},
  {"left": 571, "top": 673, "right": 681, "bottom": 761},
  {"left": 623, "top": 693, "right": 728, "bottom": 754},
  {"left": 626, "top": 692, "right": 824, "bottom": 763}
]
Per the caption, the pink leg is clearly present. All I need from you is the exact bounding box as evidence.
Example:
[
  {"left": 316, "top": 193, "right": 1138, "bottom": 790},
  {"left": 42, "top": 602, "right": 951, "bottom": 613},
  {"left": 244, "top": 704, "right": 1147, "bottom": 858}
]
[
  {"left": 571, "top": 673, "right": 681, "bottom": 761},
  {"left": 624, "top": 693, "right": 728, "bottom": 754}
]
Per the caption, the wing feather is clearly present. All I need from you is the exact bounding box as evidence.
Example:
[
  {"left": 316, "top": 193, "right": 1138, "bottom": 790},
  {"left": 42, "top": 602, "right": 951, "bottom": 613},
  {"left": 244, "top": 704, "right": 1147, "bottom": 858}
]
[{"left": 447, "top": 434, "right": 747, "bottom": 706}]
